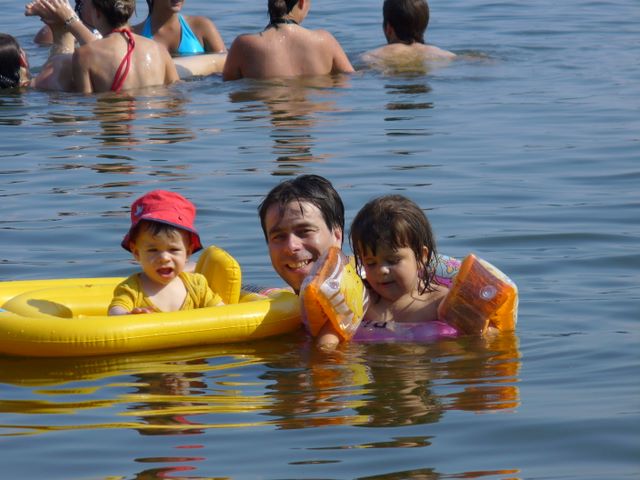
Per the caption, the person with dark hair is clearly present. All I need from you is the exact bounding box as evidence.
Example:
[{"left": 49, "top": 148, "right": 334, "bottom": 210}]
[
  {"left": 26, "top": 0, "right": 223, "bottom": 83},
  {"left": 0, "top": 34, "right": 29, "bottom": 89},
  {"left": 362, "top": 0, "right": 454, "bottom": 70},
  {"left": 258, "top": 174, "right": 345, "bottom": 347},
  {"left": 223, "top": 0, "right": 354, "bottom": 80},
  {"left": 0, "top": 27, "right": 77, "bottom": 91},
  {"left": 29, "top": 0, "right": 174, "bottom": 92},
  {"left": 350, "top": 194, "right": 449, "bottom": 325},
  {"left": 133, "top": 0, "right": 225, "bottom": 55},
  {"left": 70, "top": 0, "right": 178, "bottom": 92}
]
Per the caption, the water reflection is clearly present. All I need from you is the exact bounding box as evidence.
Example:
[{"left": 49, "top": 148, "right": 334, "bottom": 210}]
[
  {"left": 0, "top": 95, "right": 26, "bottom": 126},
  {"left": 358, "top": 467, "right": 520, "bottom": 479},
  {"left": 228, "top": 76, "right": 350, "bottom": 174},
  {"left": 385, "top": 81, "right": 434, "bottom": 113},
  {"left": 91, "top": 94, "right": 195, "bottom": 147},
  {"left": 0, "top": 334, "right": 520, "bottom": 434},
  {"left": 128, "top": 361, "right": 210, "bottom": 436},
  {"left": 0, "top": 334, "right": 520, "bottom": 476}
]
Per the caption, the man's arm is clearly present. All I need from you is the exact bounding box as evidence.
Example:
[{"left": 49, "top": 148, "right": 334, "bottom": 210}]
[{"left": 315, "top": 322, "right": 341, "bottom": 351}]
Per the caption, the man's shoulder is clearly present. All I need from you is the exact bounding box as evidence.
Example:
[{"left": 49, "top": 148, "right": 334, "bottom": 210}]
[{"left": 363, "top": 43, "right": 455, "bottom": 63}]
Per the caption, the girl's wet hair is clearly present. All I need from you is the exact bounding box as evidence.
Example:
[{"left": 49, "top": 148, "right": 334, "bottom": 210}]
[
  {"left": 268, "top": 0, "right": 299, "bottom": 23},
  {"left": 383, "top": 0, "right": 429, "bottom": 44},
  {"left": 0, "top": 33, "right": 22, "bottom": 89},
  {"left": 92, "top": 0, "right": 135, "bottom": 27},
  {"left": 350, "top": 194, "right": 439, "bottom": 295}
]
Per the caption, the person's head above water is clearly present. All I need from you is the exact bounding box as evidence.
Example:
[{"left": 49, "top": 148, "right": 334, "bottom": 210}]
[
  {"left": 258, "top": 174, "right": 344, "bottom": 293},
  {"left": 268, "top": 0, "right": 300, "bottom": 23},
  {"left": 144, "top": 0, "right": 185, "bottom": 13},
  {"left": 349, "top": 194, "right": 439, "bottom": 299},
  {"left": 383, "top": 0, "right": 429, "bottom": 45},
  {"left": 0, "top": 33, "right": 29, "bottom": 89},
  {"left": 267, "top": 0, "right": 311, "bottom": 27},
  {"left": 91, "top": 0, "right": 136, "bottom": 28}
]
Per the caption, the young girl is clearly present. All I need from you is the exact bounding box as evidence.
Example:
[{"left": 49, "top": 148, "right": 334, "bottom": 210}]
[
  {"left": 349, "top": 194, "right": 452, "bottom": 332},
  {"left": 109, "top": 190, "right": 223, "bottom": 315}
]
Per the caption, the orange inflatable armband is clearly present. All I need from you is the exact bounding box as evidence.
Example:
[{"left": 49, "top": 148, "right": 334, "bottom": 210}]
[
  {"left": 438, "top": 254, "right": 518, "bottom": 335},
  {"left": 300, "top": 247, "right": 369, "bottom": 340}
]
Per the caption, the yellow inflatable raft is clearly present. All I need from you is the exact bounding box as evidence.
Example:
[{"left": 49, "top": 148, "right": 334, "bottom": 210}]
[{"left": 0, "top": 246, "right": 301, "bottom": 357}]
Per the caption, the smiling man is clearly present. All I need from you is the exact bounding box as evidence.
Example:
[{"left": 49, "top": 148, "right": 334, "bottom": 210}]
[{"left": 258, "top": 174, "right": 345, "bottom": 348}]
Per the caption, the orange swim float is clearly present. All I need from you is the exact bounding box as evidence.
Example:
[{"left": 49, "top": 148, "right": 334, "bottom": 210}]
[
  {"left": 301, "top": 250, "right": 518, "bottom": 341},
  {"left": 299, "top": 247, "right": 369, "bottom": 340}
]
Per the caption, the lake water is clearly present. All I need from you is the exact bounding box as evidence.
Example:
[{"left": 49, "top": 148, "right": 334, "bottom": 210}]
[{"left": 1, "top": 0, "right": 638, "bottom": 478}]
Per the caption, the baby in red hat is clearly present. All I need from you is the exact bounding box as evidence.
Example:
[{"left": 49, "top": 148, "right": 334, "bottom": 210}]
[{"left": 108, "top": 190, "right": 223, "bottom": 315}]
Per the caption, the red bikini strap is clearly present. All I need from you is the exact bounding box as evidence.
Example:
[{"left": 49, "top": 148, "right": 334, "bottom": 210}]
[{"left": 110, "top": 28, "right": 136, "bottom": 93}]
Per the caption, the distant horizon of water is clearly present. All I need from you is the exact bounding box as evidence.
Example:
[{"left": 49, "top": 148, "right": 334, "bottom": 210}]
[{"left": 1, "top": 0, "right": 638, "bottom": 479}]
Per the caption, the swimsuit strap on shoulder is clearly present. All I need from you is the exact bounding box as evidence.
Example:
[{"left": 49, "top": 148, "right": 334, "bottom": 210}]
[{"left": 110, "top": 28, "right": 136, "bottom": 93}]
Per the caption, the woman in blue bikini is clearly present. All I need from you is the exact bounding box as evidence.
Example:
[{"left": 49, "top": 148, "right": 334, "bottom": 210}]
[{"left": 133, "top": 0, "right": 225, "bottom": 55}]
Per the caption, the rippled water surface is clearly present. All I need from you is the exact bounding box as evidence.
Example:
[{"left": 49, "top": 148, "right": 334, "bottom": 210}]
[{"left": 1, "top": 1, "right": 638, "bottom": 479}]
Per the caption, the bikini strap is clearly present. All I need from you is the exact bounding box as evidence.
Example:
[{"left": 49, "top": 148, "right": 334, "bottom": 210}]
[
  {"left": 110, "top": 28, "right": 136, "bottom": 93},
  {"left": 264, "top": 17, "right": 299, "bottom": 30}
]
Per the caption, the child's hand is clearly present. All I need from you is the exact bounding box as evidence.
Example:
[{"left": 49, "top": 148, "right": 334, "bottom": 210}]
[{"left": 129, "top": 307, "right": 155, "bottom": 314}]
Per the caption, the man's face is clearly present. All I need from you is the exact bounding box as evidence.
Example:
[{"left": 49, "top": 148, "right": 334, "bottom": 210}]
[{"left": 264, "top": 200, "right": 342, "bottom": 293}]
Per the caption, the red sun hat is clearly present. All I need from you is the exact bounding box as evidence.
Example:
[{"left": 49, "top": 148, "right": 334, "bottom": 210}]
[{"left": 121, "top": 190, "right": 203, "bottom": 253}]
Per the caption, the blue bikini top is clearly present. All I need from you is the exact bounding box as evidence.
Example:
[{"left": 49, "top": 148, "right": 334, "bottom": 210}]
[{"left": 142, "top": 14, "right": 205, "bottom": 55}]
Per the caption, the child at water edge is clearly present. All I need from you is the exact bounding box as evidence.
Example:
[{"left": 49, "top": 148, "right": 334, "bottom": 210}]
[
  {"left": 362, "top": 0, "right": 455, "bottom": 69},
  {"left": 108, "top": 190, "right": 223, "bottom": 315}
]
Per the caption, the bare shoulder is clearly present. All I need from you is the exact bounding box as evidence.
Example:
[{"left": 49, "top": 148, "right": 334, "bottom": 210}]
[
  {"left": 227, "top": 32, "right": 266, "bottom": 57},
  {"left": 311, "top": 28, "right": 341, "bottom": 45},
  {"left": 34, "top": 54, "right": 74, "bottom": 91},
  {"left": 133, "top": 34, "right": 168, "bottom": 54},
  {"left": 431, "top": 283, "right": 450, "bottom": 305},
  {"left": 223, "top": 33, "right": 260, "bottom": 80},
  {"left": 362, "top": 43, "right": 454, "bottom": 73},
  {"left": 230, "top": 32, "right": 263, "bottom": 49},
  {"left": 417, "top": 43, "right": 456, "bottom": 60},
  {"left": 310, "top": 29, "right": 353, "bottom": 73},
  {"left": 73, "top": 41, "right": 96, "bottom": 60}
]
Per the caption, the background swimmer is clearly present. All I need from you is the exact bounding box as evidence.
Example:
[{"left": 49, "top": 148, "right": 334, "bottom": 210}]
[
  {"left": 223, "top": 0, "right": 354, "bottom": 80},
  {"left": 0, "top": 33, "right": 31, "bottom": 89},
  {"left": 0, "top": 29, "right": 78, "bottom": 91},
  {"left": 362, "top": 0, "right": 455, "bottom": 72},
  {"left": 25, "top": 0, "right": 179, "bottom": 92},
  {"left": 133, "top": 0, "right": 225, "bottom": 55}
]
